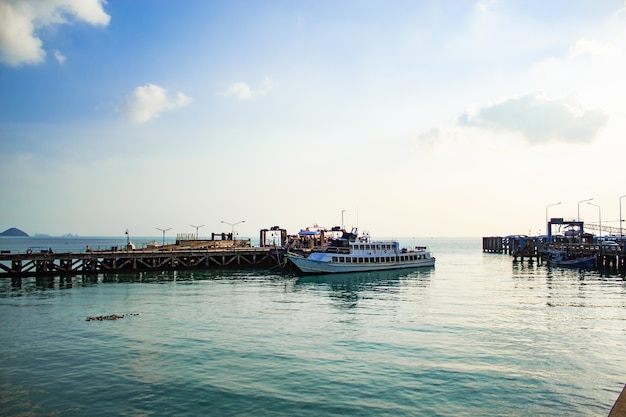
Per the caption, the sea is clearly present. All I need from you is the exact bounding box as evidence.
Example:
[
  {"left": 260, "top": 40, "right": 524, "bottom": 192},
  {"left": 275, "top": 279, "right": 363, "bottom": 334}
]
[{"left": 1, "top": 236, "right": 625, "bottom": 417}]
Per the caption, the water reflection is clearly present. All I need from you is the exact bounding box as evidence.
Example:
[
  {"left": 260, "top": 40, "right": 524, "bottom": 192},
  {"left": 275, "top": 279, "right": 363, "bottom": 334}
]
[
  {"left": 0, "top": 268, "right": 299, "bottom": 296},
  {"left": 1, "top": 275, "right": 102, "bottom": 295},
  {"left": 295, "top": 268, "right": 433, "bottom": 309}
]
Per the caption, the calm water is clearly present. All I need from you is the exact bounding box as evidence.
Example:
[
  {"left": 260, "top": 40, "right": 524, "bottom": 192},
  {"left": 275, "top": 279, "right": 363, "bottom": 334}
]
[{"left": 1, "top": 237, "right": 625, "bottom": 416}]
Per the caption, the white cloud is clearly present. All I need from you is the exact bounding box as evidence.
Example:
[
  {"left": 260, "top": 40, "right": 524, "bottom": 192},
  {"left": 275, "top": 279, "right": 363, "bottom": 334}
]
[
  {"left": 415, "top": 126, "right": 459, "bottom": 149},
  {"left": 53, "top": 49, "right": 65, "bottom": 64},
  {"left": 569, "top": 38, "right": 621, "bottom": 58},
  {"left": 457, "top": 92, "right": 609, "bottom": 145},
  {"left": 0, "top": 0, "right": 110, "bottom": 67},
  {"left": 123, "top": 84, "right": 192, "bottom": 123},
  {"left": 219, "top": 77, "right": 277, "bottom": 100},
  {"left": 222, "top": 82, "right": 252, "bottom": 100}
]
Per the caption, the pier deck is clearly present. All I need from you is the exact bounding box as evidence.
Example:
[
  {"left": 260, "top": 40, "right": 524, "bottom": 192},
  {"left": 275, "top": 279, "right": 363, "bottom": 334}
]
[{"left": 0, "top": 247, "right": 286, "bottom": 277}]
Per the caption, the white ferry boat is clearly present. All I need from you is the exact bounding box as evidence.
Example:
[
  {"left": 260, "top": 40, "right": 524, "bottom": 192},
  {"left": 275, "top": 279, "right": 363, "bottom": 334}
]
[{"left": 285, "top": 228, "right": 435, "bottom": 274}]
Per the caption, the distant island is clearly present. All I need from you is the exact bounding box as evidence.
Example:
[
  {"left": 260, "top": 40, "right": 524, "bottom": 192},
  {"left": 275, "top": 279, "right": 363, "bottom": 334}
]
[{"left": 0, "top": 227, "right": 29, "bottom": 237}]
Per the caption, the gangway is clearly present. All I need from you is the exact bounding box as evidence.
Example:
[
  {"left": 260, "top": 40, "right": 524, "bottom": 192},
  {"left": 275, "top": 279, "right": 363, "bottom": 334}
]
[{"left": 584, "top": 223, "right": 624, "bottom": 236}]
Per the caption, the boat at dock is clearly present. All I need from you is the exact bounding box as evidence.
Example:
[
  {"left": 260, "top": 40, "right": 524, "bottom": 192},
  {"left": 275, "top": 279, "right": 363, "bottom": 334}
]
[
  {"left": 545, "top": 249, "right": 595, "bottom": 268},
  {"left": 285, "top": 228, "right": 435, "bottom": 274}
]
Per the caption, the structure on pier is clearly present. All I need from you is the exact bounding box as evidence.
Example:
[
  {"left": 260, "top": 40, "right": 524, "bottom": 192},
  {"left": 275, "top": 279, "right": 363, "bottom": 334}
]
[{"left": 483, "top": 220, "right": 626, "bottom": 275}]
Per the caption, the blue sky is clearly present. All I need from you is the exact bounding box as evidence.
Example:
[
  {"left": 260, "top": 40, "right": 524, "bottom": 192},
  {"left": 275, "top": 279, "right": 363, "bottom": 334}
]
[{"left": 1, "top": 0, "right": 625, "bottom": 238}]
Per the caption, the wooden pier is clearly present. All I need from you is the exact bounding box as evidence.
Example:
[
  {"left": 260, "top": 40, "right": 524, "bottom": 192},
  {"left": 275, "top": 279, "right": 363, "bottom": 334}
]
[
  {"left": 0, "top": 247, "right": 287, "bottom": 278},
  {"left": 483, "top": 236, "right": 626, "bottom": 275}
]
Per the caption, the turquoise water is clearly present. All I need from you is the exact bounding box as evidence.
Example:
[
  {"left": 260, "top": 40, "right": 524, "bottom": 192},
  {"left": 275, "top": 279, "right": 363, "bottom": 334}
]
[{"left": 1, "top": 237, "right": 625, "bottom": 416}]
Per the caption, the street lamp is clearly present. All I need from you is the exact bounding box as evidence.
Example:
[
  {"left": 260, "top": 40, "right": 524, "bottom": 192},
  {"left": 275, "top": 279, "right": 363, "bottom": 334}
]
[
  {"left": 545, "top": 202, "right": 561, "bottom": 228},
  {"left": 619, "top": 194, "right": 626, "bottom": 240},
  {"left": 190, "top": 224, "right": 204, "bottom": 240},
  {"left": 156, "top": 227, "right": 172, "bottom": 246},
  {"left": 587, "top": 202, "right": 601, "bottom": 238},
  {"left": 221, "top": 220, "right": 245, "bottom": 245},
  {"left": 577, "top": 198, "right": 593, "bottom": 221}
]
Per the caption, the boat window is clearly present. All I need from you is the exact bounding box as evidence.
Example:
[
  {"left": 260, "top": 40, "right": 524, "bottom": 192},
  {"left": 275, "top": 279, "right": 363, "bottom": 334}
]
[
  {"left": 358, "top": 257, "right": 364, "bottom": 263},
  {"left": 332, "top": 257, "right": 338, "bottom": 262}
]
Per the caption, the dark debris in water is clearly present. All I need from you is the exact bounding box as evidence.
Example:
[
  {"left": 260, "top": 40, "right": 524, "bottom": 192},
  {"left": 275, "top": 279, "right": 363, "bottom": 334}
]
[{"left": 86, "top": 313, "right": 138, "bottom": 322}]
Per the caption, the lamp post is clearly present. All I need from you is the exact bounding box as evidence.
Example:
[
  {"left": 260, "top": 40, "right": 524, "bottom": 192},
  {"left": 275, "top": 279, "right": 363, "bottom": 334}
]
[
  {"left": 156, "top": 227, "right": 172, "bottom": 246},
  {"left": 221, "top": 220, "right": 245, "bottom": 246},
  {"left": 190, "top": 224, "right": 204, "bottom": 240},
  {"left": 545, "top": 202, "right": 561, "bottom": 228},
  {"left": 341, "top": 209, "right": 345, "bottom": 230},
  {"left": 619, "top": 194, "right": 626, "bottom": 240},
  {"left": 587, "top": 202, "right": 601, "bottom": 239},
  {"left": 577, "top": 198, "right": 593, "bottom": 221}
]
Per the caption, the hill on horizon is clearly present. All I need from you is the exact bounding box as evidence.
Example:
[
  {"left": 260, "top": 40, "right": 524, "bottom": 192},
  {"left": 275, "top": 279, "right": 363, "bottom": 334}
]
[{"left": 0, "top": 227, "right": 29, "bottom": 237}]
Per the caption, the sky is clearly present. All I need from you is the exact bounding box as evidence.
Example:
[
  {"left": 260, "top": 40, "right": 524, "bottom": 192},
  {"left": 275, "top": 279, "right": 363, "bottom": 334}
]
[{"left": 1, "top": 0, "right": 625, "bottom": 239}]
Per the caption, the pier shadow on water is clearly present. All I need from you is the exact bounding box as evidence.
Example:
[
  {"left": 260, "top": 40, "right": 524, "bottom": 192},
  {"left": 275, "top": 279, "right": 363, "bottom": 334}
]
[{"left": 0, "top": 268, "right": 301, "bottom": 296}]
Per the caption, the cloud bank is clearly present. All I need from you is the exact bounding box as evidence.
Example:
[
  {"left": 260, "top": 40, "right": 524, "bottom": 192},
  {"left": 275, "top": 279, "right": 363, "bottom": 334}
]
[
  {"left": 0, "top": 0, "right": 110, "bottom": 66},
  {"left": 124, "top": 84, "right": 192, "bottom": 123},
  {"left": 457, "top": 92, "right": 609, "bottom": 145}
]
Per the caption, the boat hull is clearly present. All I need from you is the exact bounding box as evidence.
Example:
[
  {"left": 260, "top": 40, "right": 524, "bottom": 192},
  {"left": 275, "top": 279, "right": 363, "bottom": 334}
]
[
  {"left": 548, "top": 257, "right": 595, "bottom": 268},
  {"left": 286, "top": 253, "right": 435, "bottom": 274}
]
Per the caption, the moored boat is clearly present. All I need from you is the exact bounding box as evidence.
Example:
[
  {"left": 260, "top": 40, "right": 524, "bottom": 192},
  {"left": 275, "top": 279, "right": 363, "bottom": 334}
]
[
  {"left": 545, "top": 249, "right": 595, "bottom": 268},
  {"left": 285, "top": 228, "right": 435, "bottom": 274}
]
